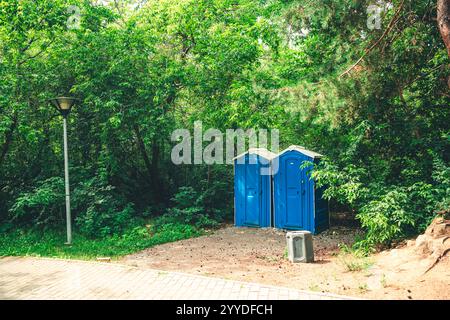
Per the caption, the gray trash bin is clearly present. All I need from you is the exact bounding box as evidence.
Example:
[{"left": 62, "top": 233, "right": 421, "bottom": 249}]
[{"left": 286, "top": 231, "right": 314, "bottom": 263}]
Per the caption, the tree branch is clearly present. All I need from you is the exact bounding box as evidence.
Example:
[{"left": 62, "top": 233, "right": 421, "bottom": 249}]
[{"left": 339, "top": 0, "right": 405, "bottom": 78}]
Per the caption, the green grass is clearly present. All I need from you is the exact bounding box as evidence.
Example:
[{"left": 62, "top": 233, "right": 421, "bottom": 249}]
[
  {"left": 358, "top": 283, "right": 369, "bottom": 293},
  {"left": 337, "top": 243, "right": 374, "bottom": 272},
  {"left": 338, "top": 253, "right": 373, "bottom": 272},
  {"left": 308, "top": 284, "right": 321, "bottom": 292},
  {"left": 0, "top": 222, "right": 203, "bottom": 260},
  {"left": 341, "top": 258, "right": 372, "bottom": 272}
]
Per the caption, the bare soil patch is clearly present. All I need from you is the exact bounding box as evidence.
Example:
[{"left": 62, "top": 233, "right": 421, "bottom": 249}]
[{"left": 121, "top": 224, "right": 449, "bottom": 299}]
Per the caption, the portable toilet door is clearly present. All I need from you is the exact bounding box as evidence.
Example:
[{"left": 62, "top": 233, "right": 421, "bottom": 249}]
[
  {"left": 234, "top": 148, "right": 275, "bottom": 228},
  {"left": 273, "top": 145, "right": 329, "bottom": 234}
]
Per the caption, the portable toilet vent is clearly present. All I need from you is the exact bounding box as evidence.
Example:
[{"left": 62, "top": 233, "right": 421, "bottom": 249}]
[{"left": 286, "top": 231, "right": 314, "bottom": 263}]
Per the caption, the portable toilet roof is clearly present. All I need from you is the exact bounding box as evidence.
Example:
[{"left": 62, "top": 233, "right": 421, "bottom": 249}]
[
  {"left": 233, "top": 148, "right": 277, "bottom": 162},
  {"left": 276, "top": 145, "right": 323, "bottom": 159}
]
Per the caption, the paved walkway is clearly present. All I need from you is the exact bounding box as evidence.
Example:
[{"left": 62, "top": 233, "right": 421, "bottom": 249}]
[{"left": 0, "top": 257, "right": 353, "bottom": 300}]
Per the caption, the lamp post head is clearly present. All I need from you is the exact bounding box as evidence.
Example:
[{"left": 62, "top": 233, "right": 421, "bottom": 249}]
[{"left": 50, "top": 97, "right": 78, "bottom": 118}]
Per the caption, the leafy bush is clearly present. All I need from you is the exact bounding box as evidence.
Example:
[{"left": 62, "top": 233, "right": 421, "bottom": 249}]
[
  {"left": 8, "top": 177, "right": 65, "bottom": 226},
  {"left": 73, "top": 175, "right": 136, "bottom": 238},
  {"left": 313, "top": 156, "right": 450, "bottom": 252},
  {"left": 356, "top": 187, "right": 414, "bottom": 249},
  {"left": 7, "top": 171, "right": 137, "bottom": 238},
  {"left": 154, "top": 186, "right": 220, "bottom": 230},
  {"left": 431, "top": 157, "right": 450, "bottom": 215},
  {"left": 311, "top": 160, "right": 370, "bottom": 207},
  {"left": 75, "top": 203, "right": 135, "bottom": 238}
]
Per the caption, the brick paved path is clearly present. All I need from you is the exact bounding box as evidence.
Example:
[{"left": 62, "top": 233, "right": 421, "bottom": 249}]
[{"left": 0, "top": 257, "right": 353, "bottom": 300}]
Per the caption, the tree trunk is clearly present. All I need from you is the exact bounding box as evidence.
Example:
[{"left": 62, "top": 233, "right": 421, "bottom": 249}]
[
  {"left": 438, "top": 0, "right": 450, "bottom": 57},
  {"left": 133, "top": 124, "right": 153, "bottom": 180},
  {"left": 150, "top": 140, "right": 163, "bottom": 203},
  {"left": 133, "top": 124, "right": 163, "bottom": 203},
  {"left": 0, "top": 114, "right": 18, "bottom": 168}
]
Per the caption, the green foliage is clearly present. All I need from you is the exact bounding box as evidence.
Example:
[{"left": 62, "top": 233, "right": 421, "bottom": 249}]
[
  {"left": 75, "top": 203, "right": 135, "bottom": 238},
  {"left": 311, "top": 160, "right": 369, "bottom": 206},
  {"left": 154, "top": 186, "right": 221, "bottom": 230},
  {"left": 356, "top": 187, "right": 415, "bottom": 249},
  {"left": 431, "top": 156, "right": 450, "bottom": 213},
  {"left": 0, "top": 223, "right": 202, "bottom": 259},
  {"left": 0, "top": 0, "right": 449, "bottom": 257},
  {"left": 8, "top": 172, "right": 138, "bottom": 238},
  {"left": 72, "top": 175, "right": 136, "bottom": 238},
  {"left": 8, "top": 177, "right": 65, "bottom": 226},
  {"left": 314, "top": 155, "right": 450, "bottom": 251},
  {"left": 338, "top": 243, "right": 373, "bottom": 271},
  {"left": 340, "top": 256, "right": 373, "bottom": 272}
]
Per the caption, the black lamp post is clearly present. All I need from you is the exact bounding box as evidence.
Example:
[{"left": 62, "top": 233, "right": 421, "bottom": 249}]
[{"left": 50, "top": 97, "right": 78, "bottom": 245}]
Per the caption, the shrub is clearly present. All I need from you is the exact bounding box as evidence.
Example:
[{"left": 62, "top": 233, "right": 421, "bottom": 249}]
[
  {"left": 313, "top": 156, "right": 450, "bottom": 252},
  {"left": 73, "top": 176, "right": 136, "bottom": 238},
  {"left": 8, "top": 177, "right": 65, "bottom": 226},
  {"left": 154, "top": 186, "right": 220, "bottom": 230},
  {"left": 431, "top": 157, "right": 450, "bottom": 215},
  {"left": 76, "top": 203, "right": 135, "bottom": 238},
  {"left": 355, "top": 187, "right": 414, "bottom": 249}
]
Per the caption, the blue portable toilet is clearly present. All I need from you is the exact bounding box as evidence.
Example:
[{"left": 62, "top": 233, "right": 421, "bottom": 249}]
[
  {"left": 273, "top": 145, "right": 329, "bottom": 234},
  {"left": 234, "top": 148, "right": 276, "bottom": 228}
]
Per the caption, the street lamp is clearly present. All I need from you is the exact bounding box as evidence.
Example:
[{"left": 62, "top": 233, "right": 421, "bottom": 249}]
[{"left": 50, "top": 97, "right": 78, "bottom": 245}]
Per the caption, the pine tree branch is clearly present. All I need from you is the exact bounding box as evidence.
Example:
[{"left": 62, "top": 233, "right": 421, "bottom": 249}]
[{"left": 339, "top": 0, "right": 405, "bottom": 78}]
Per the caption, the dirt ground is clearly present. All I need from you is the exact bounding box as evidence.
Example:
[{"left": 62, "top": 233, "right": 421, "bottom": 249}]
[{"left": 120, "top": 225, "right": 450, "bottom": 300}]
